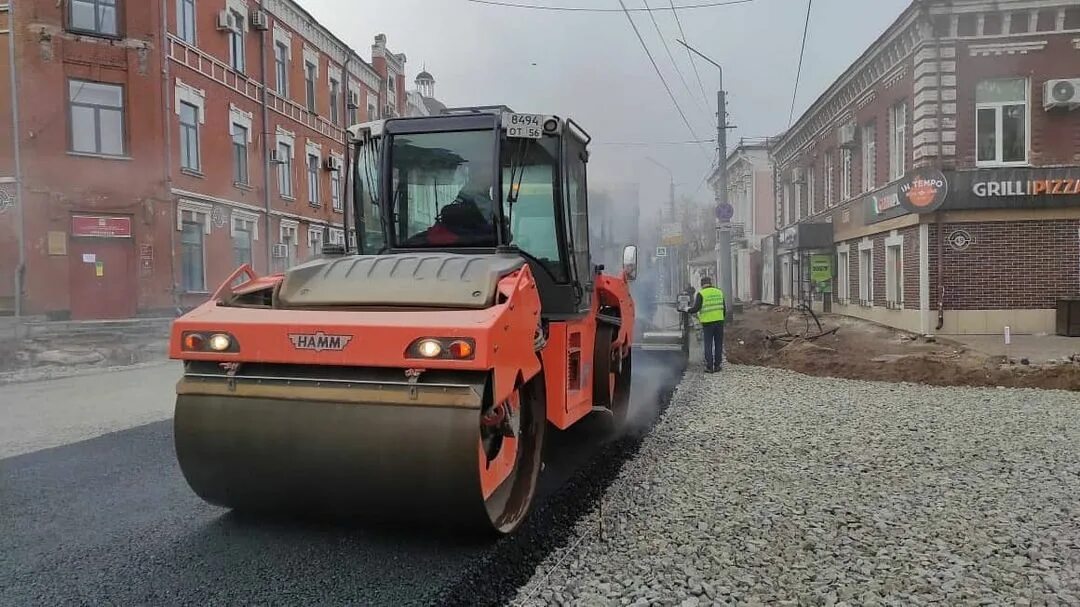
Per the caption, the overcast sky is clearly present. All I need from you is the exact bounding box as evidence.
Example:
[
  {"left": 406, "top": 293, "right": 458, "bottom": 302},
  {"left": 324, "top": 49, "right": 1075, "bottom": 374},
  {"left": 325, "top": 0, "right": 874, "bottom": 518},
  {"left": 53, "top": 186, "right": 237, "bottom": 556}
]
[{"left": 300, "top": 0, "right": 911, "bottom": 214}]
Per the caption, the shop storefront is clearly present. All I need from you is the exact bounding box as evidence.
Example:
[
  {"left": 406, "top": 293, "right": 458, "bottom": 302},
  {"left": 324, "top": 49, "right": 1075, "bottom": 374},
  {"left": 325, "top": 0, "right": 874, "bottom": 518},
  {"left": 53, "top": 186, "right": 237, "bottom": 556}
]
[
  {"left": 830, "top": 166, "right": 1080, "bottom": 335},
  {"left": 776, "top": 221, "right": 834, "bottom": 312}
]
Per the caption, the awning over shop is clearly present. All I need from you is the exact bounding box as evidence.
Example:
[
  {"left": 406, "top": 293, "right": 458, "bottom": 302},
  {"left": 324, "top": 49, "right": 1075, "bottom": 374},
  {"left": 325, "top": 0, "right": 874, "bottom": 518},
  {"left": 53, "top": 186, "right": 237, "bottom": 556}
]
[{"left": 778, "top": 222, "right": 834, "bottom": 252}]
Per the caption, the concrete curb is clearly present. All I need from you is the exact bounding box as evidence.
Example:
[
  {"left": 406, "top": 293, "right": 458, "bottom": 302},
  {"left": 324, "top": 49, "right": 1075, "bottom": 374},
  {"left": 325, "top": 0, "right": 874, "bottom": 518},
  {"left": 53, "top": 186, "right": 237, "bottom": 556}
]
[{"left": 0, "top": 358, "right": 176, "bottom": 386}]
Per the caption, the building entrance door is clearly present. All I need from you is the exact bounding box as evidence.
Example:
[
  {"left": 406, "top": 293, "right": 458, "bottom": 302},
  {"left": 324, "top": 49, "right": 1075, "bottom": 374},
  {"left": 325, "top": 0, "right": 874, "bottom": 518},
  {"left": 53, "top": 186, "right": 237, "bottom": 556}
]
[{"left": 68, "top": 215, "right": 137, "bottom": 320}]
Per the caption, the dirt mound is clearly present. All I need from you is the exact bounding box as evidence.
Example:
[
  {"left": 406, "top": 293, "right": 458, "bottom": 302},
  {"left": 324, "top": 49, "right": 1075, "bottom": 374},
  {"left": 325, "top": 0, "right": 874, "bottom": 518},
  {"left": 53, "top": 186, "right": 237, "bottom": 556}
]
[{"left": 726, "top": 306, "right": 1080, "bottom": 392}]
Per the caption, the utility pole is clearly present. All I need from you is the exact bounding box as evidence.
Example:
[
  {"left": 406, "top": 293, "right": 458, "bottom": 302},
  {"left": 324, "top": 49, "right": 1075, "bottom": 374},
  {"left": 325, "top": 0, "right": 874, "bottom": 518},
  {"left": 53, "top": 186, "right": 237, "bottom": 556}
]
[{"left": 677, "top": 39, "right": 733, "bottom": 315}]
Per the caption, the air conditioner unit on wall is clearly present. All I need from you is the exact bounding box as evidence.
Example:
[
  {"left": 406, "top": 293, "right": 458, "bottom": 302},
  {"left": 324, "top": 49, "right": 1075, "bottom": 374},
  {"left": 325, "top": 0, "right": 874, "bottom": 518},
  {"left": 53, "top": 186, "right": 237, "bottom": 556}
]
[
  {"left": 250, "top": 10, "right": 269, "bottom": 31},
  {"left": 838, "top": 123, "right": 858, "bottom": 148},
  {"left": 268, "top": 148, "right": 283, "bottom": 164},
  {"left": 215, "top": 10, "right": 230, "bottom": 31},
  {"left": 347, "top": 91, "right": 360, "bottom": 110},
  {"left": 325, "top": 156, "right": 342, "bottom": 172},
  {"left": 271, "top": 243, "right": 289, "bottom": 258},
  {"left": 1044, "top": 78, "right": 1080, "bottom": 110}
]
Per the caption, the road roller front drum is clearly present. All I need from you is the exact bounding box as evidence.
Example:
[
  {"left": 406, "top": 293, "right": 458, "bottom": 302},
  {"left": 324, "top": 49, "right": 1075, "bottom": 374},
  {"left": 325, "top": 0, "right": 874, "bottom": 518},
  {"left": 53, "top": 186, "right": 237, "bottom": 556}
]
[{"left": 173, "top": 366, "right": 546, "bottom": 535}]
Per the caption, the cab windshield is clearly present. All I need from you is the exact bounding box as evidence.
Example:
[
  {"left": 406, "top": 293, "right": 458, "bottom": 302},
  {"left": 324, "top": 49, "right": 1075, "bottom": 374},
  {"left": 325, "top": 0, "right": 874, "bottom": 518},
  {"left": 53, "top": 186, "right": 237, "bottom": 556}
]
[
  {"left": 502, "top": 136, "right": 566, "bottom": 282},
  {"left": 390, "top": 130, "right": 498, "bottom": 248}
]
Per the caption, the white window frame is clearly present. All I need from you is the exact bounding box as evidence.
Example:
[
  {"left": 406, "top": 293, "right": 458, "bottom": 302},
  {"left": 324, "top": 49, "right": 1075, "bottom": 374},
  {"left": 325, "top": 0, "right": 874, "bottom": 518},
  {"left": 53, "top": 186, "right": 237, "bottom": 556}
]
[
  {"left": 794, "top": 177, "right": 802, "bottom": 221},
  {"left": 230, "top": 209, "right": 260, "bottom": 241},
  {"left": 782, "top": 183, "right": 791, "bottom": 226},
  {"left": 177, "top": 0, "right": 197, "bottom": 45},
  {"left": 807, "top": 164, "right": 815, "bottom": 215},
  {"left": 272, "top": 26, "right": 293, "bottom": 96},
  {"left": 824, "top": 153, "right": 834, "bottom": 207},
  {"left": 889, "top": 101, "right": 907, "bottom": 181},
  {"left": 328, "top": 227, "right": 346, "bottom": 247},
  {"left": 176, "top": 199, "right": 212, "bottom": 233},
  {"left": 975, "top": 77, "right": 1030, "bottom": 167},
  {"left": 308, "top": 225, "right": 324, "bottom": 257},
  {"left": 884, "top": 232, "right": 904, "bottom": 309},
  {"left": 226, "top": 7, "right": 246, "bottom": 74},
  {"left": 836, "top": 244, "right": 850, "bottom": 304},
  {"left": 861, "top": 123, "right": 876, "bottom": 193},
  {"left": 840, "top": 148, "right": 852, "bottom": 201},
  {"left": 329, "top": 76, "right": 341, "bottom": 125},
  {"left": 177, "top": 100, "right": 202, "bottom": 173},
  {"left": 781, "top": 256, "right": 792, "bottom": 298},
  {"left": 330, "top": 152, "right": 344, "bottom": 212},
  {"left": 858, "top": 238, "right": 874, "bottom": 307},
  {"left": 306, "top": 140, "right": 323, "bottom": 207},
  {"left": 276, "top": 127, "right": 297, "bottom": 200}
]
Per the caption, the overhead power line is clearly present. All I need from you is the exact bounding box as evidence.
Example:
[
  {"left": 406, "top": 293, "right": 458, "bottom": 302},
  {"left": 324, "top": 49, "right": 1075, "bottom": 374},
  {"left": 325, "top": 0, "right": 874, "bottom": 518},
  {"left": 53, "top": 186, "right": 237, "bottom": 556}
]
[
  {"left": 669, "top": 0, "right": 712, "bottom": 109},
  {"left": 788, "top": 0, "right": 813, "bottom": 127},
  {"left": 616, "top": 0, "right": 703, "bottom": 148},
  {"left": 594, "top": 138, "right": 716, "bottom": 146},
  {"left": 642, "top": 0, "right": 708, "bottom": 121},
  {"left": 465, "top": 0, "right": 756, "bottom": 12}
]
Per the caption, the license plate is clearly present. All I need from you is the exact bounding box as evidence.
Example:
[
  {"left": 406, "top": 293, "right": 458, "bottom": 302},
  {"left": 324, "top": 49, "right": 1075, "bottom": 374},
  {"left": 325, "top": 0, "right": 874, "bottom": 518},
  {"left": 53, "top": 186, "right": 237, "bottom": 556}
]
[{"left": 505, "top": 113, "right": 543, "bottom": 139}]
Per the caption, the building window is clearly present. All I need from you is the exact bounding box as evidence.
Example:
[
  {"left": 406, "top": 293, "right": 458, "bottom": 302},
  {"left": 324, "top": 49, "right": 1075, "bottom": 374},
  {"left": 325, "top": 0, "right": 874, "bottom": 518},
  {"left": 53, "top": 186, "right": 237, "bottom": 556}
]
[
  {"left": 329, "top": 78, "right": 341, "bottom": 125},
  {"left": 794, "top": 176, "right": 802, "bottom": 221},
  {"left": 861, "top": 123, "right": 876, "bottom": 192},
  {"left": 781, "top": 257, "right": 792, "bottom": 298},
  {"left": 836, "top": 249, "right": 850, "bottom": 304},
  {"left": 807, "top": 164, "right": 815, "bottom": 214},
  {"left": 305, "top": 61, "right": 317, "bottom": 113},
  {"left": 227, "top": 10, "right": 245, "bottom": 73},
  {"left": 232, "top": 123, "right": 249, "bottom": 185},
  {"left": 181, "top": 219, "right": 206, "bottom": 292},
  {"left": 889, "top": 101, "right": 906, "bottom": 181},
  {"left": 782, "top": 183, "right": 791, "bottom": 226},
  {"left": 858, "top": 244, "right": 873, "bottom": 306},
  {"left": 280, "top": 223, "right": 297, "bottom": 269},
  {"left": 308, "top": 226, "right": 324, "bottom": 258},
  {"left": 69, "top": 0, "right": 118, "bottom": 37},
  {"left": 347, "top": 91, "right": 359, "bottom": 126},
  {"left": 277, "top": 142, "right": 294, "bottom": 199},
  {"left": 331, "top": 164, "right": 342, "bottom": 212},
  {"left": 824, "top": 152, "right": 834, "bottom": 207},
  {"left": 69, "top": 80, "right": 125, "bottom": 156},
  {"left": 329, "top": 228, "right": 345, "bottom": 246},
  {"left": 840, "top": 148, "right": 852, "bottom": 201},
  {"left": 885, "top": 240, "right": 903, "bottom": 308},
  {"left": 368, "top": 102, "right": 378, "bottom": 121},
  {"left": 976, "top": 78, "right": 1028, "bottom": 166},
  {"left": 233, "top": 219, "right": 254, "bottom": 269},
  {"left": 177, "top": 0, "right": 195, "bottom": 44},
  {"left": 307, "top": 153, "right": 320, "bottom": 205},
  {"left": 274, "top": 42, "right": 289, "bottom": 95},
  {"left": 179, "top": 101, "right": 200, "bottom": 172}
]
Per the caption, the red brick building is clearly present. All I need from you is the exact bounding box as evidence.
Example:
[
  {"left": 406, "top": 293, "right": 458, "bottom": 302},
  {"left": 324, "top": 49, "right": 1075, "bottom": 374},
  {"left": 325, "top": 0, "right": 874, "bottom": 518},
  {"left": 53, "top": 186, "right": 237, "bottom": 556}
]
[
  {"left": 0, "top": 0, "right": 423, "bottom": 319},
  {"left": 769, "top": 0, "right": 1080, "bottom": 336}
]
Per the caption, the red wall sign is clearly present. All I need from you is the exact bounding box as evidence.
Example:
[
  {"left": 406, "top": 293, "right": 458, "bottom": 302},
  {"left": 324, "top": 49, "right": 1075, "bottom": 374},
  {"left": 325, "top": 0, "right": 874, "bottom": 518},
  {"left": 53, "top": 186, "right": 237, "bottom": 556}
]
[{"left": 71, "top": 215, "right": 132, "bottom": 238}]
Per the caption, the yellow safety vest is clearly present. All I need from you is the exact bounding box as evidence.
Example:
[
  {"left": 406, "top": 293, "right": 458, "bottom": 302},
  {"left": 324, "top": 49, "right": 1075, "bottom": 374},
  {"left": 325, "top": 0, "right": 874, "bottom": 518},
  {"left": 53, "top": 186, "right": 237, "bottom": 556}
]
[{"left": 698, "top": 286, "right": 725, "bottom": 323}]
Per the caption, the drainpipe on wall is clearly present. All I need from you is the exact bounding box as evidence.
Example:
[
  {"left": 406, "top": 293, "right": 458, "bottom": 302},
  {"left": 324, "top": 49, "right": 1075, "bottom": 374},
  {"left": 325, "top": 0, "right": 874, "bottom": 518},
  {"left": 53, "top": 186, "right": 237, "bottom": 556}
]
[
  {"left": 341, "top": 55, "right": 350, "bottom": 252},
  {"left": 931, "top": 2, "right": 947, "bottom": 331},
  {"left": 160, "top": 0, "right": 179, "bottom": 315},
  {"left": 8, "top": 0, "right": 25, "bottom": 318},
  {"left": 258, "top": 0, "right": 272, "bottom": 272}
]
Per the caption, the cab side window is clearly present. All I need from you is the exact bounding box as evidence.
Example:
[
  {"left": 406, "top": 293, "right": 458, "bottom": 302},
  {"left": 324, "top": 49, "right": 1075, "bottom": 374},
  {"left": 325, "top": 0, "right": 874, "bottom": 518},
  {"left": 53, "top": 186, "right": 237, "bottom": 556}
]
[{"left": 565, "top": 137, "right": 592, "bottom": 310}]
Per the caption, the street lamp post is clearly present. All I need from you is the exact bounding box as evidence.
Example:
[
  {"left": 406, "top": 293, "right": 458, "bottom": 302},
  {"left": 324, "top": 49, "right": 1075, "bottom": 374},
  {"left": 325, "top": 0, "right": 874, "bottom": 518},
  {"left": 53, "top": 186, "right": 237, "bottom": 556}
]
[{"left": 676, "top": 39, "right": 733, "bottom": 315}]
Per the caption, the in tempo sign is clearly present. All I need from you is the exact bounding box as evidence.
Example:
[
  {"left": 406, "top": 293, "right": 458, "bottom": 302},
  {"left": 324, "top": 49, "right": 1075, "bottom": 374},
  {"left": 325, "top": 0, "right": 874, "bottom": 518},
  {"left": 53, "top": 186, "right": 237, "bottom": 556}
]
[{"left": 863, "top": 169, "right": 948, "bottom": 223}]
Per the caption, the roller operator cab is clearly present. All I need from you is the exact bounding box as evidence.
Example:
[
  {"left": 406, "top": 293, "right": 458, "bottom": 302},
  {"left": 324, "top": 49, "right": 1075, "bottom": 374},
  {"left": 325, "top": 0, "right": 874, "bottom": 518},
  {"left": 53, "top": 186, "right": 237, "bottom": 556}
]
[{"left": 168, "top": 107, "right": 639, "bottom": 535}]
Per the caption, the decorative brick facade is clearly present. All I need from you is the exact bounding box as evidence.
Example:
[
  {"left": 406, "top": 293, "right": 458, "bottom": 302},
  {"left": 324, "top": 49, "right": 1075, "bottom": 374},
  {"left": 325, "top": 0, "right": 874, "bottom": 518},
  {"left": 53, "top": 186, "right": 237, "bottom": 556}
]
[
  {"left": 766, "top": 0, "right": 1080, "bottom": 335},
  {"left": 0, "top": 0, "right": 429, "bottom": 318}
]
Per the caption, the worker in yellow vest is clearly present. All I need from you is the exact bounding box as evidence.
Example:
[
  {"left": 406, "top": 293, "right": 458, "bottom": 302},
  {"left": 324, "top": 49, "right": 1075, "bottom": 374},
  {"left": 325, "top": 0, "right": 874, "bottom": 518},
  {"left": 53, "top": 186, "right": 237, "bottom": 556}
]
[{"left": 686, "top": 275, "right": 727, "bottom": 372}]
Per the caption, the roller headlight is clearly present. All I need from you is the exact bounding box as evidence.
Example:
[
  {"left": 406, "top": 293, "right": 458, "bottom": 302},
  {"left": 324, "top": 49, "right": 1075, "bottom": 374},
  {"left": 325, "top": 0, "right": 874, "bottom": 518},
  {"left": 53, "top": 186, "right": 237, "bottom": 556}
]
[
  {"left": 208, "top": 333, "right": 233, "bottom": 352},
  {"left": 407, "top": 338, "right": 476, "bottom": 360},
  {"left": 416, "top": 339, "right": 443, "bottom": 358}
]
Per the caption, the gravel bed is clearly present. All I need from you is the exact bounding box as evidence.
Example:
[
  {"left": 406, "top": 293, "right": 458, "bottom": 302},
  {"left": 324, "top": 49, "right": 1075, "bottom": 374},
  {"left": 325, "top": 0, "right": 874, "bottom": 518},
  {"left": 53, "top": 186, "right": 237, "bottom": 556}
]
[{"left": 512, "top": 365, "right": 1080, "bottom": 607}]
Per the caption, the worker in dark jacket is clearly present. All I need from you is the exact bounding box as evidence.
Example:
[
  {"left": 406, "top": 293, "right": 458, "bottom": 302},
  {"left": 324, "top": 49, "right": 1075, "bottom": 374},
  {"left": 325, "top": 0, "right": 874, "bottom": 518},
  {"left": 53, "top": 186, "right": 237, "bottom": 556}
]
[{"left": 686, "top": 276, "right": 726, "bottom": 372}]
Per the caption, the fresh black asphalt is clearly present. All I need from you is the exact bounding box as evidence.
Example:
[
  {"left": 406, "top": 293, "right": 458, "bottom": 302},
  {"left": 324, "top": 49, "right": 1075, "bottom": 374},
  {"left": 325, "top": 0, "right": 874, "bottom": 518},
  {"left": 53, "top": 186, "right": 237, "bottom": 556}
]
[{"left": 0, "top": 357, "right": 682, "bottom": 606}]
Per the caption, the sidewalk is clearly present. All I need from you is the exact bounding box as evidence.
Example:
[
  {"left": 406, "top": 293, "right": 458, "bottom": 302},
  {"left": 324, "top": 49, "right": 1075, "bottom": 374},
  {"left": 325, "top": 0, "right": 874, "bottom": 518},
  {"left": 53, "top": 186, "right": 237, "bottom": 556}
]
[
  {"left": 0, "top": 317, "right": 173, "bottom": 384},
  {"left": 948, "top": 333, "right": 1079, "bottom": 365}
]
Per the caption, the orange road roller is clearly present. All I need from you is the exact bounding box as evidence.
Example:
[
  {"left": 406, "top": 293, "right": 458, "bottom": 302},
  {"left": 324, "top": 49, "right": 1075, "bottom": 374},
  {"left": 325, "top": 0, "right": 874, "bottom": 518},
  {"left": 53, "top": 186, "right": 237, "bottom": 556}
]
[{"left": 170, "top": 107, "right": 643, "bottom": 535}]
